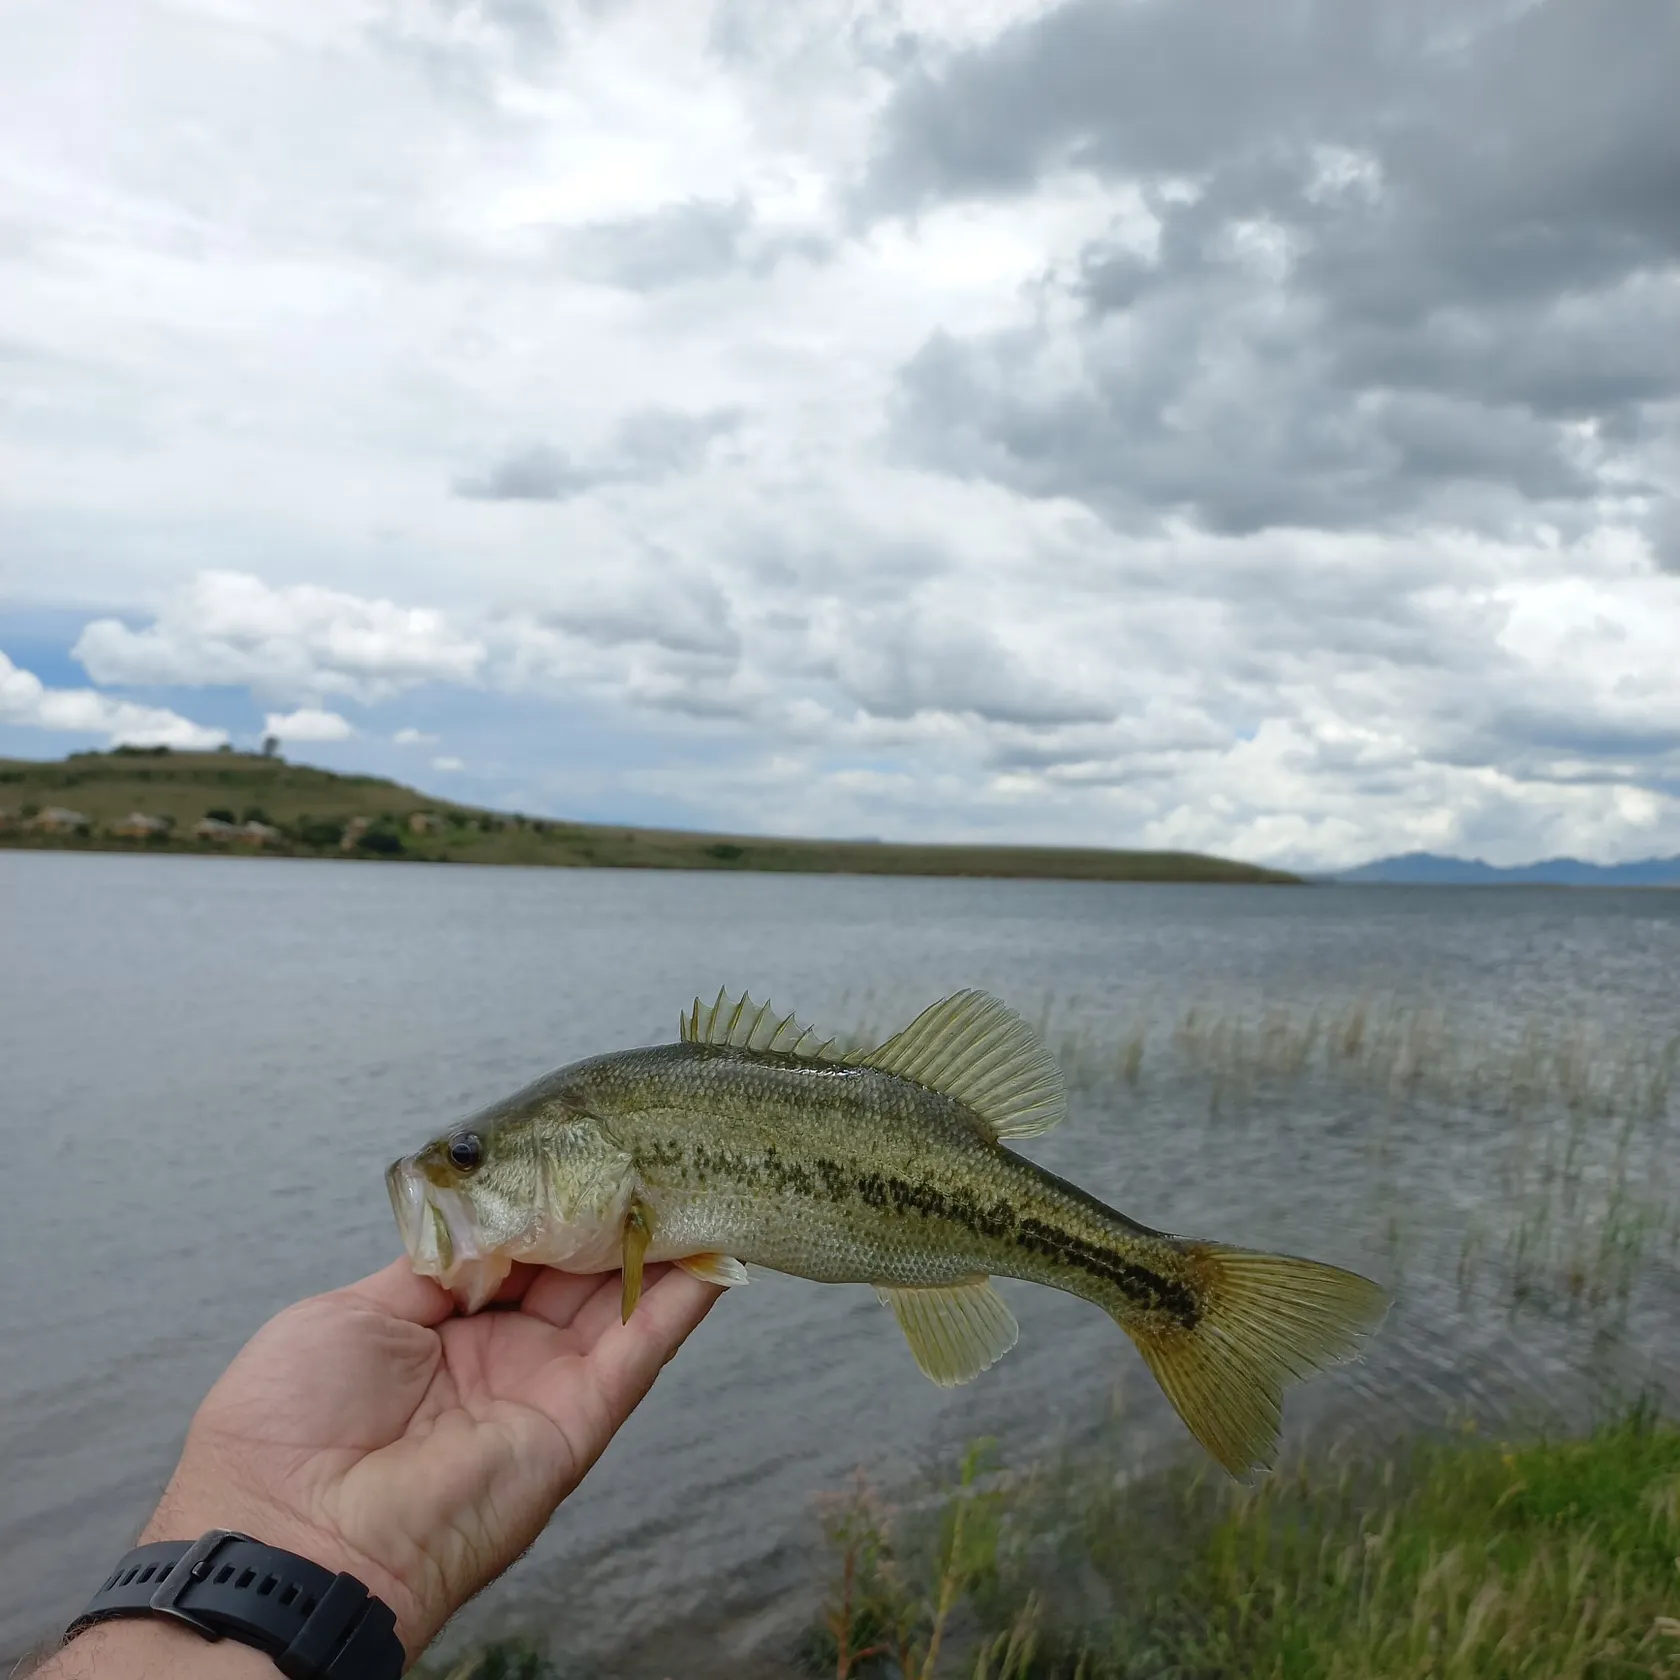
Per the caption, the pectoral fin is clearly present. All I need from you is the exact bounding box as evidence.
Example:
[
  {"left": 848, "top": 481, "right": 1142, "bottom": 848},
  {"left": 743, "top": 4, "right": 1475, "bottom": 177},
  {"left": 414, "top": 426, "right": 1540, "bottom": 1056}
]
[
  {"left": 677, "top": 1253, "right": 750, "bottom": 1286},
  {"left": 621, "top": 1198, "right": 653, "bottom": 1323},
  {"left": 877, "top": 1277, "right": 1019, "bottom": 1386}
]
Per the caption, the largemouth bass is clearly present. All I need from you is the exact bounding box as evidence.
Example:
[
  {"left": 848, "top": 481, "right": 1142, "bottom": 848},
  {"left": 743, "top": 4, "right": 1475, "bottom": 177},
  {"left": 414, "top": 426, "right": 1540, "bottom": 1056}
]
[{"left": 387, "top": 989, "right": 1387, "bottom": 1474}]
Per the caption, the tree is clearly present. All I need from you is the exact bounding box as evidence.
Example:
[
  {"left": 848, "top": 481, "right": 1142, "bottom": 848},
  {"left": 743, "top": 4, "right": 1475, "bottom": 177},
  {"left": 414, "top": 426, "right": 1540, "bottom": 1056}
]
[{"left": 261, "top": 734, "right": 280, "bottom": 758}]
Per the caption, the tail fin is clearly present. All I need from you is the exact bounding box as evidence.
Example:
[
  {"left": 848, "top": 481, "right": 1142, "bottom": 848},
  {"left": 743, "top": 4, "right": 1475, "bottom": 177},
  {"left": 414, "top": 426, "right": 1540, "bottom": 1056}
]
[{"left": 1126, "top": 1243, "right": 1389, "bottom": 1478}]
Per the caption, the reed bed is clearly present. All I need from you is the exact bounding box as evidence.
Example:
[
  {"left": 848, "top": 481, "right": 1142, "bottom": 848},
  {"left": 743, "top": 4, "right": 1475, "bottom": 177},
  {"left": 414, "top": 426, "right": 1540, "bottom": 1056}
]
[{"left": 799, "top": 1405, "right": 1680, "bottom": 1679}]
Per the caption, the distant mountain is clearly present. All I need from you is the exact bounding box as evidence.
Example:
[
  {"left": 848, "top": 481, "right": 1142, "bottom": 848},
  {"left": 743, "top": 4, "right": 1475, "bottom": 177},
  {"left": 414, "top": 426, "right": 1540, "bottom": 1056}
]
[{"left": 1332, "top": 851, "right": 1680, "bottom": 886}]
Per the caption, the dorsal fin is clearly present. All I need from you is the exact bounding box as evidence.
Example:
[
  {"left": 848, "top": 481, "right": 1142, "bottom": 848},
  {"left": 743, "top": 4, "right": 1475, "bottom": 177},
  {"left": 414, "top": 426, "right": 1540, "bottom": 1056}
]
[
  {"left": 680, "top": 988, "right": 837, "bottom": 1059},
  {"left": 850, "top": 990, "right": 1066, "bottom": 1140}
]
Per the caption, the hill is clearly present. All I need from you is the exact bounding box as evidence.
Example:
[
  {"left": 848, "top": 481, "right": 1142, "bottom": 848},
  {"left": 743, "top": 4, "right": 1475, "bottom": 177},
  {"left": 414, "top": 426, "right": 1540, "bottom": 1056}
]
[
  {"left": 0, "top": 747, "right": 1298, "bottom": 885},
  {"left": 1332, "top": 850, "right": 1680, "bottom": 886}
]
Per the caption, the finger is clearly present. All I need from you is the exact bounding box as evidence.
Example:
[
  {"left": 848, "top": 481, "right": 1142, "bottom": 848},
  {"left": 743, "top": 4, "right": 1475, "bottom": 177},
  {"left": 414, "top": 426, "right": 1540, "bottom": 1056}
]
[
  {"left": 492, "top": 1262, "right": 541, "bottom": 1306},
  {"left": 511, "top": 1270, "right": 723, "bottom": 1471},
  {"left": 561, "top": 1261, "right": 681, "bottom": 1347},
  {"left": 578, "top": 1267, "right": 724, "bottom": 1415},
  {"left": 519, "top": 1266, "right": 620, "bottom": 1332},
  {"left": 340, "top": 1257, "right": 456, "bottom": 1326}
]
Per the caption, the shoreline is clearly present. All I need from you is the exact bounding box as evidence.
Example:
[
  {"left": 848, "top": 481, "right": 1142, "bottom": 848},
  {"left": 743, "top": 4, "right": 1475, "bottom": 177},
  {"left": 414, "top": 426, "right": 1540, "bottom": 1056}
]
[{"left": 0, "top": 831, "right": 1300, "bottom": 884}]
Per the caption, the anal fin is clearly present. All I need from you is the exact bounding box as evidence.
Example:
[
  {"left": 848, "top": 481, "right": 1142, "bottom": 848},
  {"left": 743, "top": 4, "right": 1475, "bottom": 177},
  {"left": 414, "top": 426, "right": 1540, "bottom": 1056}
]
[
  {"left": 677, "top": 1252, "right": 750, "bottom": 1287},
  {"left": 878, "top": 1277, "right": 1019, "bottom": 1386}
]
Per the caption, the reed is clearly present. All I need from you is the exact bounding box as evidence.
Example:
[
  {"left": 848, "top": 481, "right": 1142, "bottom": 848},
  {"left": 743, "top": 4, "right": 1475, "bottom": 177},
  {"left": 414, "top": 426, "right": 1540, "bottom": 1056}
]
[{"left": 805, "top": 1405, "right": 1680, "bottom": 1679}]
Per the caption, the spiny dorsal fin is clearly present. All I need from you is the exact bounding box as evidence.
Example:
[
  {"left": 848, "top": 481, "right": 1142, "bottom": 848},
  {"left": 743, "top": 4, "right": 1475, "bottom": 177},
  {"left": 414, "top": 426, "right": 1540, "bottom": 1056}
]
[
  {"left": 850, "top": 990, "right": 1066, "bottom": 1140},
  {"left": 680, "top": 988, "right": 837, "bottom": 1059}
]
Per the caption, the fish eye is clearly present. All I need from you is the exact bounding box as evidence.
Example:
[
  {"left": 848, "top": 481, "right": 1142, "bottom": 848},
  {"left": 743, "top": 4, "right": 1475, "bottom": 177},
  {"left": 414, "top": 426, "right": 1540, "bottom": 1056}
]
[{"left": 447, "top": 1132, "right": 483, "bottom": 1173}]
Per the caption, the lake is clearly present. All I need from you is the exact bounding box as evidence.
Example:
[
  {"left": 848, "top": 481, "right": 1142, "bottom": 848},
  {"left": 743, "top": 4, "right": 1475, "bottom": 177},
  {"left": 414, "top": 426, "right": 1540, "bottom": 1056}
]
[{"left": 2, "top": 851, "right": 1677, "bottom": 1673}]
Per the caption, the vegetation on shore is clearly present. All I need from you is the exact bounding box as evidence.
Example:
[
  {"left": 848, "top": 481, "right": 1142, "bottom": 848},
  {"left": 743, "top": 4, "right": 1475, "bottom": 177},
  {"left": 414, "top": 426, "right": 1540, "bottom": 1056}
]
[
  {"left": 424, "top": 1412, "right": 1680, "bottom": 1680},
  {"left": 793, "top": 1407, "right": 1680, "bottom": 1680},
  {"left": 0, "top": 747, "right": 1297, "bottom": 883}
]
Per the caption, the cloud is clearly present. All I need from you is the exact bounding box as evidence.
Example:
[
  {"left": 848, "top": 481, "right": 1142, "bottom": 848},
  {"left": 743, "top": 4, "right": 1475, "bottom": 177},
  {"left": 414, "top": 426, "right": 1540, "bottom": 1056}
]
[
  {"left": 393, "top": 726, "right": 439, "bottom": 745},
  {"left": 0, "top": 649, "right": 225, "bottom": 748},
  {"left": 431, "top": 754, "right": 465, "bottom": 771},
  {"left": 263, "top": 706, "right": 354, "bottom": 742},
  {"left": 567, "top": 198, "right": 752, "bottom": 291},
  {"left": 564, "top": 198, "right": 832, "bottom": 292},
  {"left": 456, "top": 408, "right": 742, "bottom": 501},
  {"left": 870, "top": 0, "right": 1680, "bottom": 540},
  {"left": 74, "top": 573, "right": 487, "bottom": 704},
  {"left": 4, "top": 0, "right": 1680, "bottom": 870}
]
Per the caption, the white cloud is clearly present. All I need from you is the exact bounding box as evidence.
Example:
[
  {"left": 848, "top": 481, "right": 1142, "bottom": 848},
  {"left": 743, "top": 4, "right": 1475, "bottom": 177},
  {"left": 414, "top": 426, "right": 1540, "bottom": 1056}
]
[
  {"left": 0, "top": 650, "right": 225, "bottom": 749},
  {"left": 263, "top": 706, "right": 354, "bottom": 742},
  {"left": 2, "top": 0, "right": 1678, "bottom": 869},
  {"left": 431, "top": 755, "right": 465, "bottom": 772},
  {"left": 73, "top": 573, "right": 486, "bottom": 705}
]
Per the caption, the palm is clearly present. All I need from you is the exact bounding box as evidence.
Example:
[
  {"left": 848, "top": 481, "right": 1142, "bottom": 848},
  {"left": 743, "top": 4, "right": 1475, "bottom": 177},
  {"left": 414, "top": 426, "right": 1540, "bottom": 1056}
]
[{"left": 145, "top": 1260, "right": 721, "bottom": 1659}]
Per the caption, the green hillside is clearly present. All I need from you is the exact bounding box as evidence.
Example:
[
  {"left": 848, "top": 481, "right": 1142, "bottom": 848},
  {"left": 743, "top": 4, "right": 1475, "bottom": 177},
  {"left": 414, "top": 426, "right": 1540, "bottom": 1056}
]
[{"left": 0, "top": 747, "right": 1299, "bottom": 884}]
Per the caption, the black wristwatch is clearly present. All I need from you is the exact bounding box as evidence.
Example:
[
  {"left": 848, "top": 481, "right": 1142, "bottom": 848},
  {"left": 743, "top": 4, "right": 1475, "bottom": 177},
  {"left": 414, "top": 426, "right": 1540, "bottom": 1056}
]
[{"left": 64, "top": 1530, "right": 405, "bottom": 1678}]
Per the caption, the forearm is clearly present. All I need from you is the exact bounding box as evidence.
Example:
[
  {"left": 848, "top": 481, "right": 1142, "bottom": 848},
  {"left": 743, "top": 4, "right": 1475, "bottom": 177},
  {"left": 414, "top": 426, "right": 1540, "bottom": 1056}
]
[{"left": 26, "top": 1619, "right": 277, "bottom": 1680}]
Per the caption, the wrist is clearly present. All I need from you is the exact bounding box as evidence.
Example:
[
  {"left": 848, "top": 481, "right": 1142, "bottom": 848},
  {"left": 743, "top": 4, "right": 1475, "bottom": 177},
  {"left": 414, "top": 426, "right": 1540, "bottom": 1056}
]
[
  {"left": 33, "top": 1616, "right": 278, "bottom": 1678},
  {"left": 139, "top": 1479, "right": 427, "bottom": 1660}
]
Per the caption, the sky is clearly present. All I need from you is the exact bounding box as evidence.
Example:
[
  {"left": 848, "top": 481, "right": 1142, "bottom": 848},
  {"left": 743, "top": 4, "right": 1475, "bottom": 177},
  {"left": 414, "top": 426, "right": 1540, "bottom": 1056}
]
[{"left": 1, "top": 0, "right": 1677, "bottom": 870}]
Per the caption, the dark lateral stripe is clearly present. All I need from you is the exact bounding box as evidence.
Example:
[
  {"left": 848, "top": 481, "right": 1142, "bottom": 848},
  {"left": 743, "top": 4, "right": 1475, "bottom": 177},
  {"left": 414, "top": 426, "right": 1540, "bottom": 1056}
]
[
  {"left": 1015, "top": 1217, "right": 1199, "bottom": 1326},
  {"left": 638, "top": 1136, "right": 1199, "bottom": 1328}
]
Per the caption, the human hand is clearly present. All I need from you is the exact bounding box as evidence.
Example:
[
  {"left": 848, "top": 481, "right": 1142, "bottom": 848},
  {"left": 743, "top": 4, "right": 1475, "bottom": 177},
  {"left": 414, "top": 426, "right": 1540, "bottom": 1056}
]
[{"left": 134, "top": 1260, "right": 721, "bottom": 1663}]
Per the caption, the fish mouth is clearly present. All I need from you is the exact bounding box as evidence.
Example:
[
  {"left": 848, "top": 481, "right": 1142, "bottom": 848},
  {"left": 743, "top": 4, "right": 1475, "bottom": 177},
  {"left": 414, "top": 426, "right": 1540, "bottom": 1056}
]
[{"left": 386, "top": 1155, "right": 489, "bottom": 1281}]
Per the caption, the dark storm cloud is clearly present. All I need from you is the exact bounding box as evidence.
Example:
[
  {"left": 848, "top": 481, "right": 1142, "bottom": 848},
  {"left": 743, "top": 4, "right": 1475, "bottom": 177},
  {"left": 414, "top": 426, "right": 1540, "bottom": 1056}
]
[
  {"left": 873, "top": 0, "right": 1680, "bottom": 538},
  {"left": 456, "top": 406, "right": 741, "bottom": 500},
  {"left": 565, "top": 198, "right": 831, "bottom": 292}
]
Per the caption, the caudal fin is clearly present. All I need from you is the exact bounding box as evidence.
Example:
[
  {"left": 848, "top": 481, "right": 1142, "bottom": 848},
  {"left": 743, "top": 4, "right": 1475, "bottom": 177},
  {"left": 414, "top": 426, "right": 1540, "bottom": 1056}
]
[{"left": 1126, "top": 1243, "right": 1389, "bottom": 1478}]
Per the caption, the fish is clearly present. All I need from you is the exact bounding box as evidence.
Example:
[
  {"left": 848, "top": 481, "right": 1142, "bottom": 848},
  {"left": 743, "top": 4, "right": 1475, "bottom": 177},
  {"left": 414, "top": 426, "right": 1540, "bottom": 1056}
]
[{"left": 386, "top": 988, "right": 1388, "bottom": 1475}]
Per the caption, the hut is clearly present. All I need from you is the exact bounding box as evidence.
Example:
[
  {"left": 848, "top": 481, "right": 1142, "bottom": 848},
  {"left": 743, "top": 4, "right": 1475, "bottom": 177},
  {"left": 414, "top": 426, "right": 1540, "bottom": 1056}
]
[
  {"left": 113, "top": 812, "right": 172, "bottom": 839},
  {"left": 29, "top": 806, "right": 90, "bottom": 834}
]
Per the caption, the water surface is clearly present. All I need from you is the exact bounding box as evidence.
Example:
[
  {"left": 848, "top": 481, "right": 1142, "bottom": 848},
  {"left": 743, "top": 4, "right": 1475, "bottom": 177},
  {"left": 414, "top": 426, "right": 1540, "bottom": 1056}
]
[{"left": 2, "top": 852, "right": 1676, "bottom": 1671}]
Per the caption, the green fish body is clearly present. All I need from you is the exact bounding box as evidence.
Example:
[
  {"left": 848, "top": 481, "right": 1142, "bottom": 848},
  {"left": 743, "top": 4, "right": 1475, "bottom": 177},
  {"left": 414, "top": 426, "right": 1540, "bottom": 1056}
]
[{"left": 387, "top": 990, "right": 1387, "bottom": 1475}]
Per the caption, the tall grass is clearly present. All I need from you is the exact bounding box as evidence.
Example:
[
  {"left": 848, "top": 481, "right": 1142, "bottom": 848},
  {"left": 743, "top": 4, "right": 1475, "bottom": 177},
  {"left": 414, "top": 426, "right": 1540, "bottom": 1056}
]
[{"left": 804, "top": 1407, "right": 1680, "bottom": 1679}]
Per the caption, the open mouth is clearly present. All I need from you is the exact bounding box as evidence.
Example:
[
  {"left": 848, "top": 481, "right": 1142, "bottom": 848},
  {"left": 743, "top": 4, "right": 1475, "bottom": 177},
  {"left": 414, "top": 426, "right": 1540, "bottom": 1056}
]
[
  {"left": 386, "top": 1157, "right": 428, "bottom": 1255},
  {"left": 385, "top": 1156, "right": 487, "bottom": 1280}
]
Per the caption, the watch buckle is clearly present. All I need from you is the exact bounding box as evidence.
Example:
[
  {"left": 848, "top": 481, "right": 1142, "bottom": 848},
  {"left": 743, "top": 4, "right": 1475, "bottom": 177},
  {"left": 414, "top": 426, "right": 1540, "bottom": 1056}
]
[{"left": 148, "top": 1528, "right": 255, "bottom": 1637}]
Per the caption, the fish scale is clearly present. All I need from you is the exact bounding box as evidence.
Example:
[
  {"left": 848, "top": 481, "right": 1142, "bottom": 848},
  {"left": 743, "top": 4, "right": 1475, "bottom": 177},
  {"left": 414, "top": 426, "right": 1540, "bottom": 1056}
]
[{"left": 387, "top": 987, "right": 1388, "bottom": 1476}]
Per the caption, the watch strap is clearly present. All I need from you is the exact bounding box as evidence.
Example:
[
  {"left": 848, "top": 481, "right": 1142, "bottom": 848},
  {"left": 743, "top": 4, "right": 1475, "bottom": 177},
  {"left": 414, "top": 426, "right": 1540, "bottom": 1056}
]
[{"left": 65, "top": 1530, "right": 404, "bottom": 1679}]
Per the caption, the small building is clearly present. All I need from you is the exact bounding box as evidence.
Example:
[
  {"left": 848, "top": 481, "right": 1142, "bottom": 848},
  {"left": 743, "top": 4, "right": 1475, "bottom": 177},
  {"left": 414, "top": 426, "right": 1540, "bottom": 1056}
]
[
  {"left": 235, "top": 820, "right": 281, "bottom": 845},
  {"left": 408, "top": 811, "right": 445, "bottom": 835},
  {"left": 30, "top": 806, "right": 90, "bottom": 834},
  {"left": 340, "top": 815, "right": 370, "bottom": 851},
  {"left": 112, "top": 811, "right": 172, "bottom": 839},
  {"left": 192, "top": 816, "right": 237, "bottom": 841}
]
